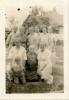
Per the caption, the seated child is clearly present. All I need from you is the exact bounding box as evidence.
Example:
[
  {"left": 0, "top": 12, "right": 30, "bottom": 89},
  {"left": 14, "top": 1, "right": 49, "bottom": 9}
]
[{"left": 6, "top": 40, "right": 27, "bottom": 84}]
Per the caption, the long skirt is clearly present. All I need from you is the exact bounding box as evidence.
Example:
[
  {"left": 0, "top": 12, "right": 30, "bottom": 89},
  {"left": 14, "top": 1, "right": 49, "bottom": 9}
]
[{"left": 37, "top": 62, "right": 53, "bottom": 84}]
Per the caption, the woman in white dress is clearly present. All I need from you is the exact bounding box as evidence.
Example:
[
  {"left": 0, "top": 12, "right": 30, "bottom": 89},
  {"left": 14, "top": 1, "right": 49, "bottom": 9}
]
[
  {"left": 37, "top": 43, "right": 53, "bottom": 84},
  {"left": 27, "top": 26, "right": 40, "bottom": 53}
]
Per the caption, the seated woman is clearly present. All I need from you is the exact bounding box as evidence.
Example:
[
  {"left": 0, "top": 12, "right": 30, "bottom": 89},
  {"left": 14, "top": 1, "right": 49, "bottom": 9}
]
[
  {"left": 37, "top": 43, "right": 53, "bottom": 85},
  {"left": 26, "top": 45, "right": 39, "bottom": 82}
]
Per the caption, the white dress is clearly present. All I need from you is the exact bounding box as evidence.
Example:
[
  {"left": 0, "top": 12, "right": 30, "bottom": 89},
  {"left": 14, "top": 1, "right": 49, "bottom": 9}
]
[
  {"left": 28, "top": 32, "right": 40, "bottom": 53},
  {"left": 37, "top": 48, "right": 53, "bottom": 84}
]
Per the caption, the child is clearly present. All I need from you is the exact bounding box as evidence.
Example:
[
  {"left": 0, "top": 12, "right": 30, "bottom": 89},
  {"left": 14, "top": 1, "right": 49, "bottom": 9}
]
[{"left": 6, "top": 39, "right": 27, "bottom": 84}]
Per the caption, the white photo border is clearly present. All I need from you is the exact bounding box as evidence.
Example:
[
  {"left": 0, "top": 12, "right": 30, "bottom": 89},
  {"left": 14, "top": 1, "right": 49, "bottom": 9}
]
[{"left": 0, "top": 0, "right": 69, "bottom": 99}]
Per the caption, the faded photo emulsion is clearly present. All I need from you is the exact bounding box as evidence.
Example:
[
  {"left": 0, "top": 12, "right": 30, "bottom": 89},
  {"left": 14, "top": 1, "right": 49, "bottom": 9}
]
[{"left": 5, "top": 4, "right": 64, "bottom": 93}]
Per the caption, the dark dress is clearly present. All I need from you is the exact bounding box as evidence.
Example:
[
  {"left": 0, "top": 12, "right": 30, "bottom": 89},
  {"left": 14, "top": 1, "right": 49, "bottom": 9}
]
[{"left": 26, "top": 51, "right": 39, "bottom": 81}]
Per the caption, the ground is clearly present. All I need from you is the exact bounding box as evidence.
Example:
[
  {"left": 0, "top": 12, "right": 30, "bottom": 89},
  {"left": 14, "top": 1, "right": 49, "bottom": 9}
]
[{"left": 6, "top": 44, "right": 64, "bottom": 93}]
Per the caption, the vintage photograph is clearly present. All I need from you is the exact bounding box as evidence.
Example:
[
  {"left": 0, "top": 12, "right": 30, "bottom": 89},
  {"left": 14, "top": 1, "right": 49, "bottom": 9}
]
[{"left": 5, "top": 3, "right": 64, "bottom": 93}]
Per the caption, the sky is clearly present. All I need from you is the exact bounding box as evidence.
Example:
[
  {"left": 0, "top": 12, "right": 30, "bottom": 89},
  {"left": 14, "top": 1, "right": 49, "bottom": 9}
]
[{"left": 5, "top": 0, "right": 64, "bottom": 14}]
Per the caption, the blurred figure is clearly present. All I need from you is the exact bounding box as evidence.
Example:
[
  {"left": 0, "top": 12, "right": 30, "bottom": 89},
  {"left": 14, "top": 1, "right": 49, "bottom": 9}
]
[
  {"left": 28, "top": 26, "right": 34, "bottom": 35},
  {"left": 50, "top": 33, "right": 56, "bottom": 65},
  {"left": 26, "top": 45, "right": 39, "bottom": 81},
  {"left": 6, "top": 26, "right": 18, "bottom": 47},
  {"left": 34, "top": 25, "right": 40, "bottom": 33},
  {"left": 42, "top": 25, "right": 47, "bottom": 33},
  {"left": 37, "top": 43, "right": 53, "bottom": 85},
  {"left": 48, "top": 26, "right": 52, "bottom": 33},
  {"left": 41, "top": 26, "right": 56, "bottom": 65},
  {"left": 48, "top": 26, "right": 56, "bottom": 52},
  {"left": 45, "top": 33, "right": 56, "bottom": 65},
  {"left": 39, "top": 27, "right": 49, "bottom": 49},
  {"left": 16, "top": 26, "right": 27, "bottom": 49},
  {"left": 6, "top": 39, "right": 27, "bottom": 84},
  {"left": 6, "top": 26, "right": 18, "bottom": 60},
  {"left": 27, "top": 26, "right": 40, "bottom": 53},
  {"left": 27, "top": 26, "right": 34, "bottom": 48},
  {"left": 5, "top": 28, "right": 11, "bottom": 41}
]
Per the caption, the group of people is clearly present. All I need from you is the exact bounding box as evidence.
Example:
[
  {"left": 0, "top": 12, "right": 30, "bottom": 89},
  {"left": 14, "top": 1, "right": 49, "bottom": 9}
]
[{"left": 6, "top": 25, "right": 56, "bottom": 85}]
